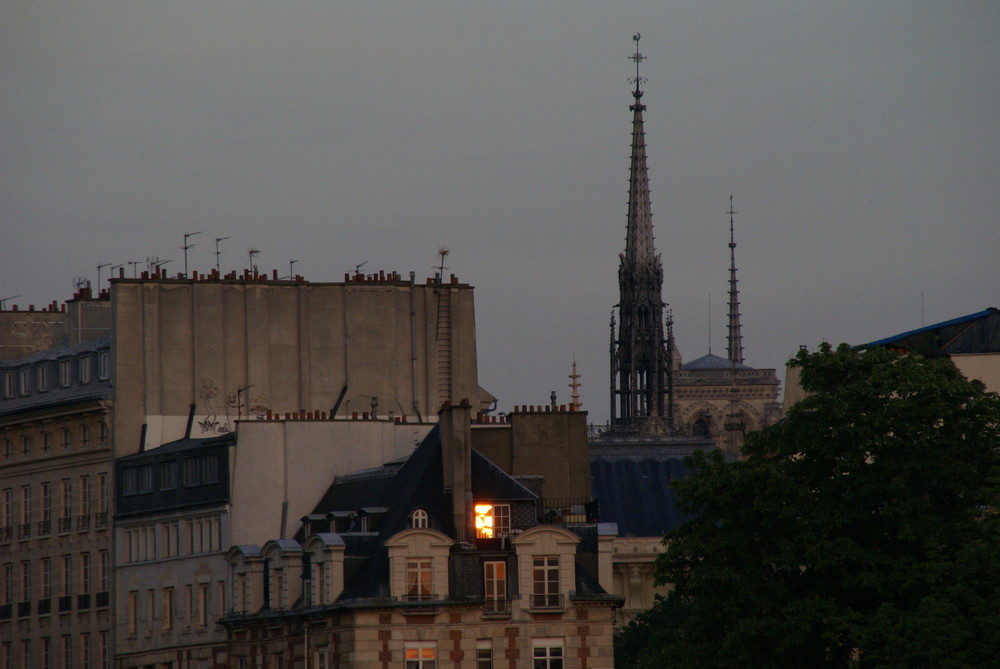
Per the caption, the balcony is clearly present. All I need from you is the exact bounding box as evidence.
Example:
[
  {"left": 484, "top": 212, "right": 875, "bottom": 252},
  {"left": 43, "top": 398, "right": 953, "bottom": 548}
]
[
  {"left": 17, "top": 601, "right": 31, "bottom": 617},
  {"left": 0, "top": 604, "right": 11, "bottom": 620},
  {"left": 58, "top": 517, "right": 72, "bottom": 533},
  {"left": 38, "top": 519, "right": 52, "bottom": 536},
  {"left": 482, "top": 597, "right": 512, "bottom": 618},
  {"left": 58, "top": 595, "right": 72, "bottom": 613},
  {"left": 95, "top": 512, "right": 109, "bottom": 529},
  {"left": 0, "top": 526, "right": 11, "bottom": 541},
  {"left": 38, "top": 598, "right": 51, "bottom": 615},
  {"left": 17, "top": 523, "right": 31, "bottom": 539},
  {"left": 528, "top": 593, "right": 564, "bottom": 612},
  {"left": 77, "top": 593, "right": 91, "bottom": 610},
  {"left": 95, "top": 591, "right": 110, "bottom": 608},
  {"left": 401, "top": 592, "right": 439, "bottom": 615},
  {"left": 77, "top": 514, "right": 91, "bottom": 530},
  {"left": 539, "top": 498, "right": 595, "bottom": 525}
]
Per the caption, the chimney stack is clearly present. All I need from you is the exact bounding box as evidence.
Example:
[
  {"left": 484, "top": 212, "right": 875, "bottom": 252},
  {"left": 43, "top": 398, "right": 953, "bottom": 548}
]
[{"left": 439, "top": 399, "right": 473, "bottom": 543}]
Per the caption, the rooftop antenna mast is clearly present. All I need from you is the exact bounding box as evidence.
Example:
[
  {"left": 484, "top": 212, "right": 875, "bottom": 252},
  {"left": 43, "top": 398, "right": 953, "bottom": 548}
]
[
  {"left": 97, "top": 263, "right": 110, "bottom": 291},
  {"left": 247, "top": 248, "right": 260, "bottom": 273},
  {"left": 183, "top": 231, "right": 201, "bottom": 277},
  {"left": 147, "top": 257, "right": 172, "bottom": 274},
  {"left": 128, "top": 261, "right": 140, "bottom": 278},
  {"left": 110, "top": 264, "right": 123, "bottom": 284},
  {"left": 355, "top": 260, "right": 368, "bottom": 276},
  {"left": 0, "top": 295, "right": 21, "bottom": 310},
  {"left": 434, "top": 247, "right": 450, "bottom": 283},
  {"left": 215, "top": 237, "right": 230, "bottom": 274},
  {"left": 288, "top": 260, "right": 298, "bottom": 280}
]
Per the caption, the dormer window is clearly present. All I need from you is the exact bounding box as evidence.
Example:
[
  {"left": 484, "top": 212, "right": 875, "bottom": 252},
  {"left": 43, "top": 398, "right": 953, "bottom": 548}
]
[
  {"left": 36, "top": 365, "right": 48, "bottom": 392},
  {"left": 19, "top": 368, "right": 29, "bottom": 396},
  {"left": 59, "top": 360, "right": 72, "bottom": 387},
  {"left": 3, "top": 372, "right": 15, "bottom": 398},
  {"left": 411, "top": 508, "right": 429, "bottom": 529},
  {"left": 405, "top": 559, "right": 433, "bottom": 602},
  {"left": 79, "top": 356, "right": 91, "bottom": 384},
  {"left": 97, "top": 352, "right": 110, "bottom": 380},
  {"left": 474, "top": 503, "right": 510, "bottom": 539},
  {"left": 531, "top": 556, "right": 562, "bottom": 610}
]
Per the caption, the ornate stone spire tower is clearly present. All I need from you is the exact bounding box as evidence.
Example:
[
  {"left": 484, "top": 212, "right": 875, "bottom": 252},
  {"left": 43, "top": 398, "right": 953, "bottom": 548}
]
[
  {"left": 725, "top": 195, "right": 744, "bottom": 365},
  {"left": 610, "top": 34, "right": 669, "bottom": 429}
]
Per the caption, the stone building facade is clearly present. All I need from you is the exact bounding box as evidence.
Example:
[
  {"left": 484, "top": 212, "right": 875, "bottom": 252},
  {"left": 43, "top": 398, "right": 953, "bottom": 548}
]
[{"left": 0, "top": 335, "right": 114, "bottom": 669}]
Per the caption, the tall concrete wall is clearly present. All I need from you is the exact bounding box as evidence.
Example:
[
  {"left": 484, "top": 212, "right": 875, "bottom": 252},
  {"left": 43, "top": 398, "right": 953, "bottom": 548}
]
[
  {"left": 111, "top": 274, "right": 492, "bottom": 456},
  {"left": 229, "top": 417, "right": 433, "bottom": 543}
]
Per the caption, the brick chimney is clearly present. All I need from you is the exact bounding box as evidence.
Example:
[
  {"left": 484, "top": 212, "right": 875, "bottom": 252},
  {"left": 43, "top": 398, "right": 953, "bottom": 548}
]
[{"left": 439, "top": 399, "right": 473, "bottom": 543}]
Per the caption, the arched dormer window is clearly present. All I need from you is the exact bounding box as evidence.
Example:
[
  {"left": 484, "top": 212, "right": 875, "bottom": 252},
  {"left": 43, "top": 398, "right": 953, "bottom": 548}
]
[{"left": 411, "top": 508, "right": 429, "bottom": 529}]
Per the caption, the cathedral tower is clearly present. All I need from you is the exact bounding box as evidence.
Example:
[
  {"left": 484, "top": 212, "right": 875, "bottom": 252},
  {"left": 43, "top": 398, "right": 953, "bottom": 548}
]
[{"left": 610, "top": 35, "right": 670, "bottom": 430}]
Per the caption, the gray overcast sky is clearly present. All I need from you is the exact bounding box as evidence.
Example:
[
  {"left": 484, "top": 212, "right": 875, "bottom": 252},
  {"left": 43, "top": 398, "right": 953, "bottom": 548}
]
[{"left": 3, "top": 1, "right": 998, "bottom": 424}]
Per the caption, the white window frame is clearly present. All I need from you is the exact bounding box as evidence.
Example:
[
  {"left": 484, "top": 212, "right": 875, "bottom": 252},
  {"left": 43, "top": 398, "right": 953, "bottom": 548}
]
[
  {"left": 79, "top": 357, "right": 91, "bottom": 385},
  {"left": 531, "top": 638, "right": 564, "bottom": 669},
  {"left": 531, "top": 556, "right": 561, "bottom": 609},
  {"left": 404, "top": 642, "right": 437, "bottom": 669},
  {"left": 405, "top": 559, "right": 433, "bottom": 601}
]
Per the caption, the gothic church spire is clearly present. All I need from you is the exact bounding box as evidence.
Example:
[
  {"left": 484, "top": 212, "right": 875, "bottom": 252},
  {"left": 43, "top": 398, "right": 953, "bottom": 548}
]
[
  {"left": 726, "top": 195, "right": 744, "bottom": 365},
  {"left": 611, "top": 35, "right": 670, "bottom": 429}
]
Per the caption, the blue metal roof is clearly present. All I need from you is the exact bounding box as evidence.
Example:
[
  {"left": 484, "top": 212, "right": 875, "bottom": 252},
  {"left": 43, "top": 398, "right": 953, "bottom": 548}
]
[{"left": 860, "top": 307, "right": 1000, "bottom": 357}]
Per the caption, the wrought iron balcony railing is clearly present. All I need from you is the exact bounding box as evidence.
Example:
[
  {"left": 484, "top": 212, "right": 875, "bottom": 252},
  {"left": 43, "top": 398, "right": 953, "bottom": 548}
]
[
  {"left": 482, "top": 597, "right": 512, "bottom": 617},
  {"left": 528, "top": 593, "right": 564, "bottom": 611}
]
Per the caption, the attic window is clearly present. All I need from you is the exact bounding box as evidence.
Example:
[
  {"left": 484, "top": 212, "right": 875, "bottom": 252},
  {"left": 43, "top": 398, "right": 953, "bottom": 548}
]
[
  {"left": 411, "top": 509, "right": 429, "bottom": 529},
  {"left": 474, "top": 503, "right": 510, "bottom": 539}
]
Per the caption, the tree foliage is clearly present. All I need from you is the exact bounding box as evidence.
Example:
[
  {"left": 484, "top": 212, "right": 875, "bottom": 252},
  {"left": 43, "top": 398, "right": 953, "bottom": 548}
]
[{"left": 617, "top": 344, "right": 1000, "bottom": 668}]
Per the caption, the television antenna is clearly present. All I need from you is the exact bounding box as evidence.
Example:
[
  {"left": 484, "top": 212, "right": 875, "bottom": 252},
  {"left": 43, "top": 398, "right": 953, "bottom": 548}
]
[
  {"left": 355, "top": 260, "right": 368, "bottom": 275},
  {"left": 146, "top": 257, "right": 172, "bottom": 273},
  {"left": 97, "top": 263, "right": 110, "bottom": 290},
  {"left": 0, "top": 295, "right": 21, "bottom": 310},
  {"left": 127, "top": 261, "right": 141, "bottom": 278},
  {"left": 287, "top": 259, "right": 298, "bottom": 280},
  {"left": 215, "top": 237, "right": 230, "bottom": 274},
  {"left": 247, "top": 248, "right": 260, "bottom": 273},
  {"left": 433, "top": 247, "right": 450, "bottom": 283},
  {"left": 182, "top": 231, "right": 201, "bottom": 277}
]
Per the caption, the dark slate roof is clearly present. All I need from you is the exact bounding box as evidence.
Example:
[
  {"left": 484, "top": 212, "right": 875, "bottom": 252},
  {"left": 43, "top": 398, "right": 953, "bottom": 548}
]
[
  {"left": 681, "top": 352, "right": 751, "bottom": 370},
  {"left": 590, "top": 456, "right": 694, "bottom": 537},
  {"left": 471, "top": 448, "right": 538, "bottom": 501},
  {"left": 303, "top": 424, "right": 543, "bottom": 604},
  {"left": 861, "top": 307, "right": 1000, "bottom": 357},
  {"left": 0, "top": 338, "right": 112, "bottom": 417},
  {"left": 0, "top": 337, "right": 110, "bottom": 368},
  {"left": 117, "top": 432, "right": 236, "bottom": 462}
]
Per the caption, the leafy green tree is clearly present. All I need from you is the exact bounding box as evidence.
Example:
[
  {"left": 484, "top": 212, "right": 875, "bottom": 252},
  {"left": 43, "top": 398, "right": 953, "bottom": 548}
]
[{"left": 618, "top": 344, "right": 1000, "bottom": 668}]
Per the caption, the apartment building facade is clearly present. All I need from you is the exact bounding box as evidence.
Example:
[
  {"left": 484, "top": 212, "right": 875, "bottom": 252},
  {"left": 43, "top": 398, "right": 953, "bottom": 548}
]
[{"left": 0, "top": 337, "right": 115, "bottom": 669}]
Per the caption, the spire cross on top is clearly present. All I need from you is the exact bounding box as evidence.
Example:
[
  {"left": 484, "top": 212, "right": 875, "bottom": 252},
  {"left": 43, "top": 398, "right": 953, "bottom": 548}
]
[{"left": 629, "top": 33, "right": 647, "bottom": 94}]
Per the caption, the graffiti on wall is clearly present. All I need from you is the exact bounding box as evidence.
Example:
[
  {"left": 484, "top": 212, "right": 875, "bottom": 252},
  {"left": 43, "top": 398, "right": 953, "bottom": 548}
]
[{"left": 197, "top": 379, "right": 270, "bottom": 435}]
